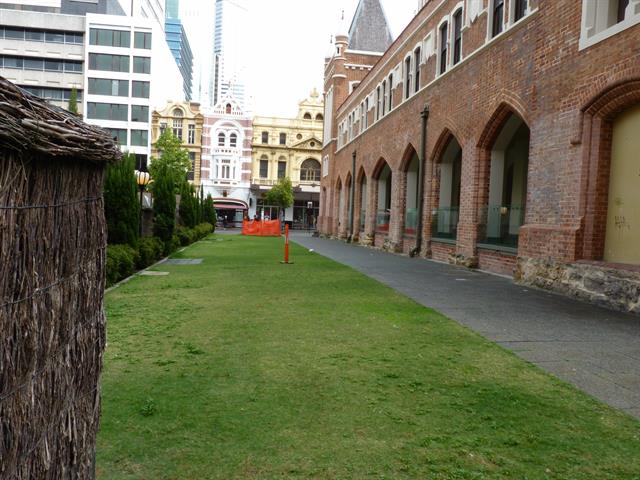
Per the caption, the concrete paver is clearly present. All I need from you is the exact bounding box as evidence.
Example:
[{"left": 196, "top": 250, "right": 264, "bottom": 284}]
[{"left": 292, "top": 233, "right": 640, "bottom": 419}]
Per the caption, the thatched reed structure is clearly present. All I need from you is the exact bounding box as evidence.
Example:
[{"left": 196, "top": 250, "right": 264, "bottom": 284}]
[{"left": 0, "top": 77, "right": 121, "bottom": 478}]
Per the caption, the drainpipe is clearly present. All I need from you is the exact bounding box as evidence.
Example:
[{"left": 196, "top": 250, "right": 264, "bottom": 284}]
[
  {"left": 411, "top": 105, "right": 429, "bottom": 258},
  {"left": 348, "top": 150, "right": 356, "bottom": 242}
]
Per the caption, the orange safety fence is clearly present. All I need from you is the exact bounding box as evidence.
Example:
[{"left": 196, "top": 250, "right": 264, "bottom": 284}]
[{"left": 242, "top": 220, "right": 282, "bottom": 237}]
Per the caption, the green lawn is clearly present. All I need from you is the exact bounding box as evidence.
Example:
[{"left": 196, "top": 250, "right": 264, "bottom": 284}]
[{"left": 97, "top": 235, "right": 640, "bottom": 479}]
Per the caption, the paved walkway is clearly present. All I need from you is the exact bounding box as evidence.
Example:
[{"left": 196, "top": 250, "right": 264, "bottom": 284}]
[{"left": 292, "top": 233, "right": 640, "bottom": 419}]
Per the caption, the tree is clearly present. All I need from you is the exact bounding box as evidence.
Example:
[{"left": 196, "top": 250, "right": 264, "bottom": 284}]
[
  {"left": 152, "top": 162, "right": 176, "bottom": 246},
  {"left": 68, "top": 87, "right": 78, "bottom": 115},
  {"left": 178, "top": 181, "right": 198, "bottom": 228},
  {"left": 265, "top": 177, "right": 294, "bottom": 220},
  {"left": 203, "top": 194, "right": 217, "bottom": 229},
  {"left": 149, "top": 129, "right": 191, "bottom": 188},
  {"left": 104, "top": 153, "right": 139, "bottom": 246}
]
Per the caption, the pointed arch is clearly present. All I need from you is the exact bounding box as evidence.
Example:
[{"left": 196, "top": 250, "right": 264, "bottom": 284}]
[
  {"left": 477, "top": 101, "right": 529, "bottom": 149},
  {"left": 345, "top": 171, "right": 353, "bottom": 188},
  {"left": 372, "top": 157, "right": 390, "bottom": 180},
  {"left": 399, "top": 143, "right": 420, "bottom": 172},
  {"left": 356, "top": 165, "right": 367, "bottom": 183},
  {"left": 431, "top": 128, "right": 462, "bottom": 163}
]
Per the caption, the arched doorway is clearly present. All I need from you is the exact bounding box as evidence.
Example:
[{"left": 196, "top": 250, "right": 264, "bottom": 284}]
[
  {"left": 402, "top": 148, "right": 420, "bottom": 236},
  {"left": 480, "top": 112, "right": 530, "bottom": 248},
  {"left": 604, "top": 104, "right": 640, "bottom": 264},
  {"left": 358, "top": 171, "right": 367, "bottom": 233},
  {"left": 374, "top": 161, "right": 392, "bottom": 234},
  {"left": 433, "top": 136, "right": 462, "bottom": 240},
  {"left": 334, "top": 178, "right": 343, "bottom": 235}
]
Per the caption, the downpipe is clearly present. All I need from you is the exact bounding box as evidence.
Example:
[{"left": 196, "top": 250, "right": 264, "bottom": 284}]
[{"left": 410, "top": 105, "right": 429, "bottom": 258}]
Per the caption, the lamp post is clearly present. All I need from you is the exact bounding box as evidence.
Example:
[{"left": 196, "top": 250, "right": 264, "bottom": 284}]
[{"left": 135, "top": 170, "right": 151, "bottom": 237}]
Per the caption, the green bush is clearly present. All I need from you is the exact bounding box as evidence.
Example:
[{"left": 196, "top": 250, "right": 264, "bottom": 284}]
[
  {"left": 203, "top": 195, "right": 217, "bottom": 230},
  {"left": 193, "top": 223, "right": 213, "bottom": 239},
  {"left": 176, "top": 226, "right": 196, "bottom": 246},
  {"left": 137, "top": 237, "right": 164, "bottom": 269},
  {"left": 104, "top": 153, "right": 139, "bottom": 247},
  {"left": 179, "top": 182, "right": 198, "bottom": 228},
  {"left": 106, "top": 244, "right": 138, "bottom": 287}
]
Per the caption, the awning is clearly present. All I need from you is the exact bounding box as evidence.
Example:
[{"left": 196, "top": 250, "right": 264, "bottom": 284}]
[{"left": 215, "top": 204, "right": 247, "bottom": 210}]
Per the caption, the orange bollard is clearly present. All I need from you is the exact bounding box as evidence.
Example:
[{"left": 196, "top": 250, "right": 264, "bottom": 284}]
[{"left": 281, "top": 224, "right": 293, "bottom": 264}]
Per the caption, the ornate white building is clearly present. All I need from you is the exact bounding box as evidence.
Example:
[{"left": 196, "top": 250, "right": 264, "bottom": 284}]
[{"left": 201, "top": 95, "right": 253, "bottom": 226}]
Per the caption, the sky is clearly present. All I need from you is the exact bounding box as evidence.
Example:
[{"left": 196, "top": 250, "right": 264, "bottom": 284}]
[{"left": 180, "top": 0, "right": 416, "bottom": 117}]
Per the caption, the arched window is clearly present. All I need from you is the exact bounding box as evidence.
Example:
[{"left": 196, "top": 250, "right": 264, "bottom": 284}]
[
  {"left": 230, "top": 133, "right": 238, "bottom": 147},
  {"left": 439, "top": 21, "right": 449, "bottom": 75},
  {"left": 315, "top": 113, "right": 324, "bottom": 121},
  {"left": 300, "top": 158, "right": 321, "bottom": 182},
  {"left": 225, "top": 103, "right": 232, "bottom": 114},
  {"left": 303, "top": 112, "right": 312, "bottom": 120},
  {"left": 172, "top": 108, "right": 183, "bottom": 117},
  {"left": 218, "top": 132, "right": 226, "bottom": 146}
]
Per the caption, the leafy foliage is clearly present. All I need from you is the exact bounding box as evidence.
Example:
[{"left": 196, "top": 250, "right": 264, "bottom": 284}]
[
  {"left": 104, "top": 153, "right": 139, "bottom": 247},
  {"left": 68, "top": 87, "right": 78, "bottom": 115},
  {"left": 149, "top": 130, "right": 191, "bottom": 187},
  {"left": 179, "top": 181, "right": 198, "bottom": 228},
  {"left": 152, "top": 163, "right": 176, "bottom": 248},
  {"left": 265, "top": 177, "right": 294, "bottom": 217},
  {"left": 203, "top": 194, "right": 217, "bottom": 228}
]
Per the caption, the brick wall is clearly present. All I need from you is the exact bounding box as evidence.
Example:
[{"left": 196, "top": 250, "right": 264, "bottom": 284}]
[{"left": 320, "top": 0, "right": 640, "bottom": 288}]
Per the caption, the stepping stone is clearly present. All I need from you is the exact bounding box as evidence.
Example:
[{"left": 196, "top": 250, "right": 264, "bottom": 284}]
[
  {"left": 163, "top": 259, "right": 203, "bottom": 265},
  {"left": 139, "top": 271, "right": 170, "bottom": 276}
]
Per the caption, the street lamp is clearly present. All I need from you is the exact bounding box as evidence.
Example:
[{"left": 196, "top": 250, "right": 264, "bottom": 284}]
[{"left": 135, "top": 170, "right": 151, "bottom": 237}]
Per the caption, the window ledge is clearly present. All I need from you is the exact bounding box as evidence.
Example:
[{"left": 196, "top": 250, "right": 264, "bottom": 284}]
[
  {"left": 432, "top": 237, "right": 457, "bottom": 245},
  {"left": 579, "top": 14, "right": 640, "bottom": 51},
  {"left": 477, "top": 243, "right": 518, "bottom": 255}
]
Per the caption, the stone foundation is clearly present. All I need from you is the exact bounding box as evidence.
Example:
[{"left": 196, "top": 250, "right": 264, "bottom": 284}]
[{"left": 516, "top": 258, "right": 640, "bottom": 315}]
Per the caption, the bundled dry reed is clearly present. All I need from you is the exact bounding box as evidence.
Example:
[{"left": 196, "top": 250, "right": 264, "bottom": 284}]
[{"left": 0, "top": 77, "right": 121, "bottom": 479}]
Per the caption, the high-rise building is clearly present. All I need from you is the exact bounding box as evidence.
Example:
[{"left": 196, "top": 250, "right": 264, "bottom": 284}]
[
  {"left": 0, "top": 0, "right": 184, "bottom": 170},
  {"left": 211, "top": 0, "right": 248, "bottom": 110},
  {"left": 165, "top": 0, "right": 193, "bottom": 100}
]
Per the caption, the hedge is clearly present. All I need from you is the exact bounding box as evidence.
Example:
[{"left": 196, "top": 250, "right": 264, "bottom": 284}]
[{"left": 106, "top": 223, "right": 214, "bottom": 288}]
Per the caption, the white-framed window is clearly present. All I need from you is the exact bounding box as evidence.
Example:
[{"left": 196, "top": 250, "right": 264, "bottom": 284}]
[
  {"left": 452, "top": 6, "right": 464, "bottom": 66},
  {"left": 218, "top": 132, "right": 225, "bottom": 146},
  {"left": 219, "top": 159, "right": 231, "bottom": 179},
  {"left": 376, "top": 85, "right": 382, "bottom": 121},
  {"left": 322, "top": 155, "right": 329, "bottom": 177},
  {"left": 413, "top": 46, "right": 421, "bottom": 93},
  {"left": 438, "top": 19, "right": 449, "bottom": 75},
  {"left": 349, "top": 81, "right": 361, "bottom": 94},
  {"left": 508, "top": 0, "right": 529, "bottom": 26},
  {"left": 360, "top": 100, "right": 366, "bottom": 131},
  {"left": 423, "top": 33, "right": 434, "bottom": 60},
  {"left": 382, "top": 80, "right": 387, "bottom": 116},
  {"left": 387, "top": 73, "right": 394, "bottom": 111},
  {"left": 404, "top": 55, "right": 412, "bottom": 99},
  {"left": 580, "top": 0, "right": 640, "bottom": 49},
  {"left": 488, "top": 0, "right": 505, "bottom": 39}
]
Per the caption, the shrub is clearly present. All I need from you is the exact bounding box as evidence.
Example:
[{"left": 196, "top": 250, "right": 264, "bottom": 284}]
[
  {"left": 153, "top": 163, "right": 176, "bottom": 243},
  {"left": 104, "top": 153, "right": 139, "bottom": 247},
  {"left": 137, "top": 237, "right": 164, "bottom": 269},
  {"left": 176, "top": 226, "right": 196, "bottom": 246},
  {"left": 178, "top": 182, "right": 198, "bottom": 228},
  {"left": 106, "top": 244, "right": 138, "bottom": 287},
  {"left": 203, "top": 195, "right": 217, "bottom": 230},
  {"left": 193, "top": 223, "right": 213, "bottom": 240}
]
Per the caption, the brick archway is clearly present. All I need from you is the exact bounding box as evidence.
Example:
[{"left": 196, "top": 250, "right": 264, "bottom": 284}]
[{"left": 579, "top": 79, "right": 640, "bottom": 261}]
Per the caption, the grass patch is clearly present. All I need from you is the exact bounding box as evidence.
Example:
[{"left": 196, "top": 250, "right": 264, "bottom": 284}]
[{"left": 97, "top": 235, "right": 640, "bottom": 479}]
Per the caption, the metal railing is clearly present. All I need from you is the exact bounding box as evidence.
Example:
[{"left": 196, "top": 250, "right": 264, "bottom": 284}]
[
  {"left": 431, "top": 206, "right": 459, "bottom": 240},
  {"left": 375, "top": 210, "right": 390, "bottom": 232},
  {"left": 477, "top": 204, "right": 525, "bottom": 248}
]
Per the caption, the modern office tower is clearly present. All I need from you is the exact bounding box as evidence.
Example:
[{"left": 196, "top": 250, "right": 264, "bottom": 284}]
[
  {"left": 165, "top": 0, "right": 193, "bottom": 100},
  {"left": 210, "top": 0, "right": 248, "bottom": 110},
  {"left": 0, "top": 0, "right": 184, "bottom": 169}
]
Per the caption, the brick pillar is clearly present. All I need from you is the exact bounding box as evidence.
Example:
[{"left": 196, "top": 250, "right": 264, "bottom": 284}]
[
  {"left": 388, "top": 170, "right": 406, "bottom": 252},
  {"left": 421, "top": 155, "right": 436, "bottom": 257},
  {"left": 456, "top": 144, "right": 481, "bottom": 266},
  {"left": 363, "top": 178, "right": 377, "bottom": 246}
]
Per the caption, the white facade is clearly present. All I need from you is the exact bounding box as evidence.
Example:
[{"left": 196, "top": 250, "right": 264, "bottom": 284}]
[{"left": 201, "top": 96, "right": 254, "bottom": 223}]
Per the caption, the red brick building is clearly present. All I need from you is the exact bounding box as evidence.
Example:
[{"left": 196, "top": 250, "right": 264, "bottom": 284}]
[{"left": 320, "top": 0, "right": 640, "bottom": 313}]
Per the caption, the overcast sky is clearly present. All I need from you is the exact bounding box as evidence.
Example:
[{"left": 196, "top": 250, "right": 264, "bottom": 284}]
[{"left": 246, "top": 0, "right": 416, "bottom": 117}]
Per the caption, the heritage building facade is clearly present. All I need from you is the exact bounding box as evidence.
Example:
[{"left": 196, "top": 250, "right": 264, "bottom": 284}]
[
  {"left": 251, "top": 90, "right": 324, "bottom": 227},
  {"left": 320, "top": 0, "right": 640, "bottom": 313},
  {"left": 151, "top": 100, "right": 204, "bottom": 185},
  {"left": 201, "top": 95, "right": 253, "bottom": 226}
]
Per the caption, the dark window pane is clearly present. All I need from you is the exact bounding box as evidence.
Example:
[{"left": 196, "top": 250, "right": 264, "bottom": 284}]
[
  {"left": 453, "top": 10, "right": 463, "bottom": 65},
  {"left": 260, "top": 160, "right": 268, "bottom": 178},
  {"left": 45, "top": 31, "right": 64, "bottom": 43},
  {"left": 133, "top": 56, "right": 151, "bottom": 74},
  {"left": 261, "top": 131, "right": 268, "bottom": 144},
  {"left": 25, "top": 29, "right": 44, "bottom": 41},
  {"left": 492, "top": 0, "right": 504, "bottom": 37},
  {"left": 131, "top": 105, "right": 149, "bottom": 122},
  {"left": 5, "top": 28, "right": 24, "bottom": 40},
  {"left": 440, "top": 22, "right": 448, "bottom": 74},
  {"left": 44, "top": 60, "right": 61, "bottom": 71},
  {"left": 132, "top": 81, "right": 150, "bottom": 98},
  {"left": 24, "top": 58, "right": 43, "bottom": 70}
]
